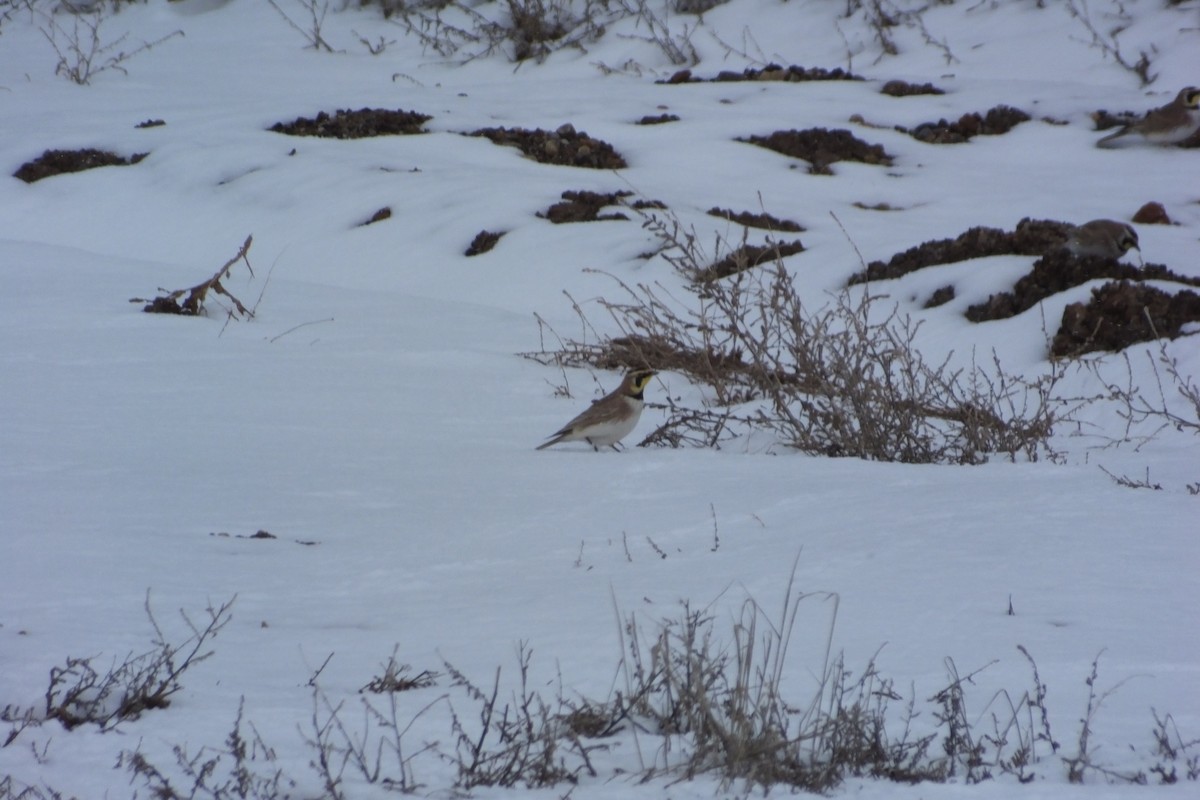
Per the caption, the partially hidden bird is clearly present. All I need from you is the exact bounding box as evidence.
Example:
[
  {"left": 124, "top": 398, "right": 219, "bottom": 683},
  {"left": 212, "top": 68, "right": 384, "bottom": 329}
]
[
  {"left": 1063, "top": 219, "right": 1139, "bottom": 259},
  {"left": 1096, "top": 86, "right": 1200, "bottom": 148},
  {"left": 536, "top": 369, "right": 655, "bottom": 451}
]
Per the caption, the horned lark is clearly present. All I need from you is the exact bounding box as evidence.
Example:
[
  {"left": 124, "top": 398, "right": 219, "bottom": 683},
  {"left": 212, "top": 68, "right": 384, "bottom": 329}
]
[
  {"left": 1064, "top": 219, "right": 1139, "bottom": 259},
  {"left": 1097, "top": 87, "right": 1200, "bottom": 148},
  {"left": 536, "top": 369, "right": 655, "bottom": 451}
]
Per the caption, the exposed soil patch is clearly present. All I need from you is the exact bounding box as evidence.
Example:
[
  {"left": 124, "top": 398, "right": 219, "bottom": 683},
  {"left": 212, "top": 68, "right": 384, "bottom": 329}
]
[
  {"left": 965, "top": 250, "right": 1200, "bottom": 322},
  {"left": 636, "top": 113, "right": 680, "bottom": 125},
  {"left": 538, "top": 190, "right": 664, "bottom": 224},
  {"left": 14, "top": 148, "right": 147, "bottom": 183},
  {"left": 469, "top": 124, "right": 627, "bottom": 169},
  {"left": 1132, "top": 202, "right": 1170, "bottom": 225},
  {"left": 880, "top": 79, "right": 945, "bottom": 97},
  {"left": 269, "top": 108, "right": 431, "bottom": 138},
  {"left": 707, "top": 207, "right": 804, "bottom": 232},
  {"left": 1052, "top": 282, "right": 1200, "bottom": 358},
  {"left": 924, "top": 285, "right": 956, "bottom": 308},
  {"left": 698, "top": 239, "right": 805, "bottom": 282},
  {"left": 465, "top": 230, "right": 504, "bottom": 256},
  {"left": 740, "top": 128, "right": 893, "bottom": 175},
  {"left": 357, "top": 207, "right": 392, "bottom": 227},
  {"left": 900, "top": 105, "right": 1030, "bottom": 144},
  {"left": 662, "top": 64, "right": 862, "bottom": 84},
  {"left": 849, "top": 218, "right": 1069, "bottom": 284}
]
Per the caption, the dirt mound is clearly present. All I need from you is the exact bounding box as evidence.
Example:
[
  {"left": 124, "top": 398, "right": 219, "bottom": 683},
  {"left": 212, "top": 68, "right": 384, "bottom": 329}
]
[
  {"left": 849, "top": 218, "right": 1069, "bottom": 284},
  {"left": 537, "top": 190, "right": 664, "bottom": 224},
  {"left": 465, "top": 230, "right": 504, "bottom": 256},
  {"left": 357, "top": 207, "right": 392, "bottom": 227},
  {"left": 662, "top": 64, "right": 862, "bottom": 84},
  {"left": 966, "top": 251, "right": 1200, "bottom": 322},
  {"left": 707, "top": 207, "right": 804, "bottom": 232},
  {"left": 14, "top": 148, "right": 147, "bottom": 183},
  {"left": 924, "top": 285, "right": 956, "bottom": 309},
  {"left": 698, "top": 239, "right": 805, "bottom": 282},
  {"left": 902, "top": 105, "right": 1030, "bottom": 144},
  {"left": 740, "top": 128, "right": 893, "bottom": 175},
  {"left": 636, "top": 114, "right": 680, "bottom": 125},
  {"left": 880, "top": 80, "right": 945, "bottom": 97},
  {"left": 469, "top": 124, "right": 627, "bottom": 169},
  {"left": 1052, "top": 282, "right": 1200, "bottom": 357},
  {"left": 269, "top": 108, "right": 431, "bottom": 138}
]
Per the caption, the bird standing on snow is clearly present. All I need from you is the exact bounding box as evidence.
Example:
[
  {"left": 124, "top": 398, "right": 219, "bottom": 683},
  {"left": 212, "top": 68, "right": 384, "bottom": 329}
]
[
  {"left": 537, "top": 369, "right": 655, "bottom": 451},
  {"left": 1096, "top": 87, "right": 1200, "bottom": 148},
  {"left": 1063, "top": 219, "right": 1139, "bottom": 260}
]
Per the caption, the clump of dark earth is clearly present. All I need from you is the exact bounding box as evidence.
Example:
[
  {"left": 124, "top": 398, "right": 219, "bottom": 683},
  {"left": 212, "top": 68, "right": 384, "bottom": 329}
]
[
  {"left": 358, "top": 207, "right": 392, "bottom": 227},
  {"left": 966, "top": 251, "right": 1200, "bottom": 322},
  {"left": 469, "top": 124, "right": 627, "bottom": 169},
  {"left": 465, "top": 230, "right": 504, "bottom": 256},
  {"left": 707, "top": 207, "right": 804, "bottom": 232},
  {"left": 878, "top": 80, "right": 940, "bottom": 97},
  {"left": 880, "top": 79, "right": 945, "bottom": 97},
  {"left": 849, "top": 218, "right": 1069, "bottom": 284},
  {"left": 662, "top": 64, "right": 862, "bottom": 84},
  {"left": 135, "top": 119, "right": 166, "bottom": 128},
  {"left": 924, "top": 285, "right": 956, "bottom": 308},
  {"left": 696, "top": 239, "right": 805, "bottom": 282},
  {"left": 740, "top": 128, "right": 893, "bottom": 175},
  {"left": 270, "top": 108, "right": 432, "bottom": 138},
  {"left": 1051, "top": 282, "right": 1200, "bottom": 358},
  {"left": 1132, "top": 201, "right": 1170, "bottom": 225},
  {"left": 636, "top": 114, "right": 680, "bottom": 125},
  {"left": 14, "top": 148, "right": 147, "bottom": 183},
  {"left": 901, "top": 105, "right": 1030, "bottom": 144},
  {"left": 538, "top": 190, "right": 664, "bottom": 224}
]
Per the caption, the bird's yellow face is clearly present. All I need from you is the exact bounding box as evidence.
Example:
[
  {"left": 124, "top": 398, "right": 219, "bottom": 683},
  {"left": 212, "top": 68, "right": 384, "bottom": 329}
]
[
  {"left": 1117, "top": 228, "right": 1139, "bottom": 254},
  {"left": 628, "top": 370, "right": 656, "bottom": 395},
  {"left": 1183, "top": 88, "right": 1200, "bottom": 110}
]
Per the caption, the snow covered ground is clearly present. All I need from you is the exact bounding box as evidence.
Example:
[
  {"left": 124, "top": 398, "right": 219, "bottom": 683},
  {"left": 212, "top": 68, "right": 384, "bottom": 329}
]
[{"left": 1, "top": 0, "right": 1198, "bottom": 797}]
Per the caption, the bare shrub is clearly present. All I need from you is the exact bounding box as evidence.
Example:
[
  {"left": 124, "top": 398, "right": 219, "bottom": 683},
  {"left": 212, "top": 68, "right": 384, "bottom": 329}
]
[
  {"left": 1, "top": 705, "right": 38, "bottom": 749},
  {"left": 1062, "top": 0, "right": 1156, "bottom": 86},
  {"left": 1149, "top": 709, "right": 1200, "bottom": 783},
  {"left": 44, "top": 593, "right": 234, "bottom": 731},
  {"left": 0, "top": 776, "right": 74, "bottom": 800},
  {"left": 382, "top": 0, "right": 622, "bottom": 63},
  {"left": 267, "top": 0, "right": 336, "bottom": 51},
  {"left": 132, "top": 234, "right": 256, "bottom": 320},
  {"left": 360, "top": 645, "right": 439, "bottom": 693},
  {"left": 122, "top": 698, "right": 295, "bottom": 800},
  {"left": 74, "top": 581, "right": 1198, "bottom": 794},
  {"left": 598, "top": 565, "right": 1063, "bottom": 791},
  {"left": 526, "top": 211, "right": 1075, "bottom": 463},
  {"left": 304, "top": 682, "right": 439, "bottom": 796},
  {"left": 1063, "top": 651, "right": 1144, "bottom": 784},
  {"left": 1083, "top": 326, "right": 1200, "bottom": 448},
  {"left": 28, "top": 1, "right": 183, "bottom": 85},
  {"left": 442, "top": 643, "right": 598, "bottom": 788}
]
